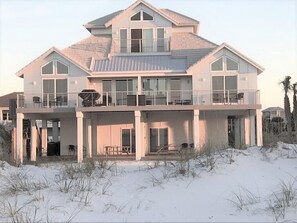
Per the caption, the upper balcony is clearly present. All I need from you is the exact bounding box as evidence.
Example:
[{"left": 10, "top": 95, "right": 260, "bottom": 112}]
[
  {"left": 17, "top": 89, "right": 260, "bottom": 111},
  {"left": 111, "top": 38, "right": 170, "bottom": 54}
]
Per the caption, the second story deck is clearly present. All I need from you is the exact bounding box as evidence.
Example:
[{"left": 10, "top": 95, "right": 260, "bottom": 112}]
[{"left": 17, "top": 89, "right": 261, "bottom": 113}]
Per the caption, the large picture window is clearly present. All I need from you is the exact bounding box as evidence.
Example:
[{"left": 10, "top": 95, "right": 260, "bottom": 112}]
[
  {"left": 116, "top": 79, "right": 137, "bottom": 105},
  {"left": 212, "top": 76, "right": 237, "bottom": 103},
  {"left": 131, "top": 29, "right": 153, "bottom": 53},
  {"left": 43, "top": 79, "right": 67, "bottom": 106}
]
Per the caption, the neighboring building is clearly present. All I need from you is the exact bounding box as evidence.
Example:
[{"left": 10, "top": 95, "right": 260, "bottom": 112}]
[
  {"left": 262, "top": 107, "right": 285, "bottom": 121},
  {"left": 0, "top": 92, "right": 22, "bottom": 124},
  {"left": 14, "top": 0, "right": 264, "bottom": 163}
]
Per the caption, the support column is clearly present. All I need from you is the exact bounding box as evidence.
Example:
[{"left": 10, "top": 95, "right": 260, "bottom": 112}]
[
  {"left": 256, "top": 109, "right": 263, "bottom": 146},
  {"left": 250, "top": 115, "right": 256, "bottom": 146},
  {"left": 135, "top": 110, "right": 142, "bottom": 161},
  {"left": 41, "top": 120, "right": 48, "bottom": 156},
  {"left": 137, "top": 76, "right": 142, "bottom": 106},
  {"left": 244, "top": 116, "right": 250, "bottom": 146},
  {"left": 76, "top": 112, "right": 84, "bottom": 163},
  {"left": 12, "top": 127, "right": 17, "bottom": 160},
  {"left": 86, "top": 119, "right": 92, "bottom": 158},
  {"left": 234, "top": 118, "right": 241, "bottom": 149},
  {"left": 52, "top": 121, "right": 59, "bottom": 142},
  {"left": 193, "top": 109, "right": 200, "bottom": 150},
  {"left": 16, "top": 113, "right": 24, "bottom": 164},
  {"left": 30, "top": 121, "right": 37, "bottom": 161}
]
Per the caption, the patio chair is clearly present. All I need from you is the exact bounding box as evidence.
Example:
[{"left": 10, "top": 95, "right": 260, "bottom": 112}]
[{"left": 33, "top": 96, "right": 42, "bottom": 107}]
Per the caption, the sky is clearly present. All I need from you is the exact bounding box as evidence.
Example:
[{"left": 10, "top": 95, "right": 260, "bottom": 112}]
[{"left": 0, "top": 0, "right": 296, "bottom": 109}]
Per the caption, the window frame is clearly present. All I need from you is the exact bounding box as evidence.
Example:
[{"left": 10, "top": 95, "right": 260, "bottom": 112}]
[
  {"left": 41, "top": 60, "right": 69, "bottom": 76},
  {"left": 210, "top": 57, "right": 224, "bottom": 72},
  {"left": 130, "top": 10, "right": 154, "bottom": 22},
  {"left": 210, "top": 56, "right": 239, "bottom": 72},
  {"left": 42, "top": 78, "right": 68, "bottom": 106},
  {"left": 211, "top": 75, "right": 238, "bottom": 103}
]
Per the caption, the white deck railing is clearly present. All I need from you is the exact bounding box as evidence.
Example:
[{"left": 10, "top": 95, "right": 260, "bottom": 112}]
[
  {"left": 17, "top": 90, "right": 260, "bottom": 108},
  {"left": 112, "top": 38, "right": 170, "bottom": 54}
]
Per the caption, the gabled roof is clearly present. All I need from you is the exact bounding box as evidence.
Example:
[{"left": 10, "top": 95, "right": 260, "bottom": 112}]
[
  {"left": 16, "top": 47, "right": 92, "bottom": 78},
  {"left": 83, "top": 10, "right": 123, "bottom": 31},
  {"left": 262, "top": 107, "right": 284, "bottom": 112},
  {"left": 0, "top": 92, "right": 23, "bottom": 107},
  {"left": 93, "top": 55, "right": 187, "bottom": 73},
  {"left": 159, "top": 9, "right": 199, "bottom": 26},
  {"left": 83, "top": 0, "right": 199, "bottom": 30},
  {"left": 187, "top": 43, "right": 265, "bottom": 75}
]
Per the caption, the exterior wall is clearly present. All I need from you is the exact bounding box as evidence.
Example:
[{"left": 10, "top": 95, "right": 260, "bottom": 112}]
[
  {"left": 144, "top": 111, "right": 193, "bottom": 153},
  {"left": 91, "top": 28, "right": 112, "bottom": 35},
  {"left": 96, "top": 112, "right": 135, "bottom": 154},
  {"left": 60, "top": 117, "right": 77, "bottom": 155},
  {"left": 199, "top": 111, "right": 228, "bottom": 148}
]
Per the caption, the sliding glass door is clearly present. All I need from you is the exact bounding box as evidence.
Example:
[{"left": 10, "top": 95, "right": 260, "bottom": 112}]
[{"left": 149, "top": 128, "right": 168, "bottom": 152}]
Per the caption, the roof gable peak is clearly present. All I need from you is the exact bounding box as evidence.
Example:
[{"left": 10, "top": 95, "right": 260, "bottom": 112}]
[{"left": 105, "top": 0, "right": 179, "bottom": 27}]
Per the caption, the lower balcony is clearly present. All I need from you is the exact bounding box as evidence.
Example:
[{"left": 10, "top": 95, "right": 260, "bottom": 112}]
[{"left": 17, "top": 90, "right": 260, "bottom": 109}]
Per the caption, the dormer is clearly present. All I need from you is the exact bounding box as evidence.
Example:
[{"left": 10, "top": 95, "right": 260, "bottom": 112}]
[{"left": 83, "top": 0, "right": 199, "bottom": 54}]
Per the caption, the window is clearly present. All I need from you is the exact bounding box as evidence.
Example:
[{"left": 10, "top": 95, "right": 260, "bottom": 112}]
[
  {"left": 212, "top": 76, "right": 237, "bottom": 103},
  {"left": 42, "top": 60, "right": 68, "bottom": 75},
  {"left": 42, "top": 62, "right": 53, "bottom": 74},
  {"left": 122, "top": 129, "right": 135, "bottom": 153},
  {"left": 142, "top": 29, "right": 153, "bottom": 52},
  {"left": 43, "top": 79, "right": 68, "bottom": 106},
  {"left": 120, "top": 29, "right": 128, "bottom": 53},
  {"left": 211, "top": 57, "right": 239, "bottom": 71},
  {"left": 131, "top": 12, "right": 141, "bottom": 21},
  {"left": 143, "top": 11, "right": 153, "bottom": 20},
  {"left": 150, "top": 128, "right": 168, "bottom": 152},
  {"left": 102, "top": 80, "right": 111, "bottom": 92},
  {"left": 130, "top": 29, "right": 153, "bottom": 53},
  {"left": 157, "top": 28, "right": 165, "bottom": 52},
  {"left": 130, "top": 11, "right": 153, "bottom": 21},
  {"left": 57, "top": 61, "right": 68, "bottom": 74},
  {"left": 131, "top": 29, "right": 142, "bottom": 52},
  {"left": 2, "top": 111, "right": 9, "bottom": 121},
  {"left": 116, "top": 79, "right": 137, "bottom": 105},
  {"left": 211, "top": 58, "right": 223, "bottom": 71},
  {"left": 226, "top": 58, "right": 239, "bottom": 71}
]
